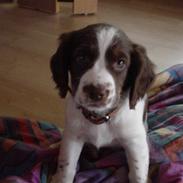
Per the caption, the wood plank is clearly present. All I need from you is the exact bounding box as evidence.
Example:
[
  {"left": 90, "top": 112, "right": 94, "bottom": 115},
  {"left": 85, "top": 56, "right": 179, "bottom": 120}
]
[{"left": 0, "top": 0, "right": 183, "bottom": 127}]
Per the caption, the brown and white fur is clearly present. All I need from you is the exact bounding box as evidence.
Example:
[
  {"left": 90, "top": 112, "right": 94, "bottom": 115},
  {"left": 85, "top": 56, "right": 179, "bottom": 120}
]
[{"left": 50, "top": 24, "right": 155, "bottom": 183}]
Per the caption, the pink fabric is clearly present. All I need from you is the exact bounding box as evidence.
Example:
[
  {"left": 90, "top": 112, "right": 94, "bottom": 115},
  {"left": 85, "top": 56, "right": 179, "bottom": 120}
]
[{"left": 158, "top": 162, "right": 183, "bottom": 183}]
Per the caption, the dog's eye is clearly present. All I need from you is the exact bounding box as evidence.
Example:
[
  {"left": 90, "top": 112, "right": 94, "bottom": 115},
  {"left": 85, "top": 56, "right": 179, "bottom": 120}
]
[
  {"left": 113, "top": 56, "right": 127, "bottom": 71},
  {"left": 117, "top": 59, "right": 125, "bottom": 67},
  {"left": 115, "top": 58, "right": 126, "bottom": 70},
  {"left": 76, "top": 55, "right": 89, "bottom": 64}
]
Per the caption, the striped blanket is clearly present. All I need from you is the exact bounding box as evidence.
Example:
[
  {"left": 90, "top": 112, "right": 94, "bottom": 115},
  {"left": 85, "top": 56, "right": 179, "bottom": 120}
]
[{"left": 0, "top": 64, "right": 183, "bottom": 183}]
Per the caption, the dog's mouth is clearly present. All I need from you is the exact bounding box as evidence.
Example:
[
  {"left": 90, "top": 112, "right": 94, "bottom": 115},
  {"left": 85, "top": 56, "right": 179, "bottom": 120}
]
[
  {"left": 77, "top": 97, "right": 114, "bottom": 113},
  {"left": 76, "top": 97, "right": 120, "bottom": 125},
  {"left": 84, "top": 99, "right": 112, "bottom": 109},
  {"left": 78, "top": 105, "right": 118, "bottom": 125}
]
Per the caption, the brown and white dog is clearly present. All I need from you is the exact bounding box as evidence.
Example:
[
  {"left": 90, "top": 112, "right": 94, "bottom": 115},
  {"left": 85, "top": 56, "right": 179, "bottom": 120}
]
[{"left": 51, "top": 23, "right": 155, "bottom": 183}]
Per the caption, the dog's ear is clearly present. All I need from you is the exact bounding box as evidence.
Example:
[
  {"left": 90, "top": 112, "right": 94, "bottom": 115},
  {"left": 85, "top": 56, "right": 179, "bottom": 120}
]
[
  {"left": 128, "top": 44, "right": 155, "bottom": 109},
  {"left": 50, "top": 33, "right": 72, "bottom": 98}
]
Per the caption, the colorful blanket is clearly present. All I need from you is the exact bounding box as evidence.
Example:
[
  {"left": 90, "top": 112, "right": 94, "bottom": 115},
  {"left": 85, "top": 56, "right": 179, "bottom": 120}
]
[
  {"left": 0, "top": 118, "right": 61, "bottom": 183},
  {"left": 0, "top": 64, "right": 183, "bottom": 183}
]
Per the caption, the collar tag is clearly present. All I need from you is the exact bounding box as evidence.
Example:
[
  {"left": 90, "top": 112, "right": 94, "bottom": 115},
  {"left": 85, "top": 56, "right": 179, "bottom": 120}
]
[{"left": 104, "top": 115, "right": 111, "bottom": 122}]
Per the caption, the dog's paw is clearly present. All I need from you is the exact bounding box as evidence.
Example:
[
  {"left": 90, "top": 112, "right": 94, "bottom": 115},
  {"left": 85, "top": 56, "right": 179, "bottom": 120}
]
[
  {"left": 129, "top": 178, "right": 148, "bottom": 183},
  {"left": 51, "top": 172, "right": 74, "bottom": 183},
  {"left": 51, "top": 173, "right": 62, "bottom": 183}
]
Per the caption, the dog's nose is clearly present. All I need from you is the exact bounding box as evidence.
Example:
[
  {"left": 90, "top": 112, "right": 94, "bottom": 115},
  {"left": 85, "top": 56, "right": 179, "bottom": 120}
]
[{"left": 83, "top": 84, "right": 109, "bottom": 102}]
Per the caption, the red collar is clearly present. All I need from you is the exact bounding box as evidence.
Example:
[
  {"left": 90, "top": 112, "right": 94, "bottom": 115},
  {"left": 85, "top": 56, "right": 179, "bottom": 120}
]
[
  {"left": 69, "top": 88, "right": 118, "bottom": 125},
  {"left": 80, "top": 106, "right": 118, "bottom": 125}
]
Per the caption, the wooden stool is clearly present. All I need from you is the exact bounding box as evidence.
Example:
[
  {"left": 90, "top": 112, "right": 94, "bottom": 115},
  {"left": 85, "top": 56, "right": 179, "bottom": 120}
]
[{"left": 73, "top": 0, "right": 98, "bottom": 15}]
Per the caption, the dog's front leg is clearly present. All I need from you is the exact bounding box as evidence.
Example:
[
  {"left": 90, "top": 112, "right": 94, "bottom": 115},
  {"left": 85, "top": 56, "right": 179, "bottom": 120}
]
[
  {"left": 124, "top": 135, "right": 149, "bottom": 183},
  {"left": 52, "top": 134, "right": 84, "bottom": 183}
]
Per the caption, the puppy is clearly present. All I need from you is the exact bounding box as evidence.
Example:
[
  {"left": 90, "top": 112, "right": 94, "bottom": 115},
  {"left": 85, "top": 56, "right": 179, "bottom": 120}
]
[{"left": 50, "top": 23, "right": 155, "bottom": 183}]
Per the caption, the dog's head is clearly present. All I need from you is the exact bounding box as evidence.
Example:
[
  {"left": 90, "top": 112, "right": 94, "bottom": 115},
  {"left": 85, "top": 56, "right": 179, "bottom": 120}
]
[{"left": 51, "top": 24, "right": 155, "bottom": 114}]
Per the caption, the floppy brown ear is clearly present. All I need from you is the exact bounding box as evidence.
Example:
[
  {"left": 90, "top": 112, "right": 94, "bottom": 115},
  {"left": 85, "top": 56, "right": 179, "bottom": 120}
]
[
  {"left": 129, "top": 44, "right": 155, "bottom": 109},
  {"left": 50, "top": 33, "right": 71, "bottom": 98}
]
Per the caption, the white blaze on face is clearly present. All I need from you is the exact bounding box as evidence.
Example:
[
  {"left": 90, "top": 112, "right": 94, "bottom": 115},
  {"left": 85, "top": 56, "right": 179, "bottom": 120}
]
[{"left": 75, "top": 27, "right": 117, "bottom": 111}]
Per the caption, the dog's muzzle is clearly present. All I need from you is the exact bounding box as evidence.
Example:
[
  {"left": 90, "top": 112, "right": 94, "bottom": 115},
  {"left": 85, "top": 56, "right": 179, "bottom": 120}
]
[{"left": 83, "top": 84, "right": 110, "bottom": 103}]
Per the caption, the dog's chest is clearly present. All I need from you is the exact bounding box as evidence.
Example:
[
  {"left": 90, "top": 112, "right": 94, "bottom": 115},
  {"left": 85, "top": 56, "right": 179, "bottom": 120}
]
[{"left": 86, "top": 123, "right": 118, "bottom": 148}]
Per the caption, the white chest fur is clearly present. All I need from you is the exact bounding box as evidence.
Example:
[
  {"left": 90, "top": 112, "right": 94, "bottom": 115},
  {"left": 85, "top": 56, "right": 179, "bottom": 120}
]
[
  {"left": 65, "top": 94, "right": 146, "bottom": 149},
  {"left": 86, "top": 123, "right": 117, "bottom": 148},
  {"left": 65, "top": 100, "right": 115, "bottom": 148}
]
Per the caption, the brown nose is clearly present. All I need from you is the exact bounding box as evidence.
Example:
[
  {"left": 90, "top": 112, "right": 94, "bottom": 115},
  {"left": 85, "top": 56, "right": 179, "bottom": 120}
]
[{"left": 83, "top": 84, "right": 109, "bottom": 102}]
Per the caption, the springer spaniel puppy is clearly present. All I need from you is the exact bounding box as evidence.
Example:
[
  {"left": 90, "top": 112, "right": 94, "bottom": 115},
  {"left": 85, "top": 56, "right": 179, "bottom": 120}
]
[{"left": 51, "top": 23, "right": 155, "bottom": 183}]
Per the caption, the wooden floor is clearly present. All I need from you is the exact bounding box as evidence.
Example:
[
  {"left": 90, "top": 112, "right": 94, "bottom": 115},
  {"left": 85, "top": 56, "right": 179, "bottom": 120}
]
[{"left": 0, "top": 0, "right": 183, "bottom": 127}]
